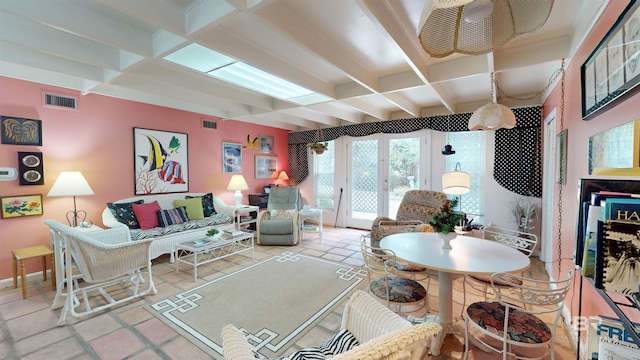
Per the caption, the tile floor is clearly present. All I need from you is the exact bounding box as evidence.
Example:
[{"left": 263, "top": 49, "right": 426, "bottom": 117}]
[{"left": 0, "top": 227, "right": 577, "bottom": 359}]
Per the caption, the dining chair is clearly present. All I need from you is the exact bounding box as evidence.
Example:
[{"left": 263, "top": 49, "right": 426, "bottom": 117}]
[
  {"left": 360, "top": 235, "right": 428, "bottom": 318},
  {"left": 464, "top": 270, "right": 574, "bottom": 360},
  {"left": 461, "top": 225, "right": 538, "bottom": 313}
]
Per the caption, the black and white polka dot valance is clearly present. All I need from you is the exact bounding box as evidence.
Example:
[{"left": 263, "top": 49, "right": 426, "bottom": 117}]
[{"left": 288, "top": 106, "right": 542, "bottom": 197}]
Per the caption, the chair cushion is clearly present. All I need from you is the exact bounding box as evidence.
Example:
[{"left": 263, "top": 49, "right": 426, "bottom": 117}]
[
  {"left": 107, "top": 200, "right": 144, "bottom": 229},
  {"left": 370, "top": 276, "right": 426, "bottom": 303},
  {"left": 174, "top": 198, "right": 205, "bottom": 220},
  {"left": 260, "top": 219, "right": 294, "bottom": 234},
  {"left": 131, "top": 201, "right": 162, "bottom": 230},
  {"left": 270, "top": 209, "right": 295, "bottom": 220},
  {"left": 387, "top": 259, "right": 427, "bottom": 273},
  {"left": 466, "top": 301, "right": 551, "bottom": 344},
  {"left": 469, "top": 274, "right": 523, "bottom": 287},
  {"left": 157, "top": 206, "right": 189, "bottom": 226},
  {"left": 286, "top": 328, "right": 359, "bottom": 360},
  {"left": 186, "top": 193, "right": 216, "bottom": 217}
]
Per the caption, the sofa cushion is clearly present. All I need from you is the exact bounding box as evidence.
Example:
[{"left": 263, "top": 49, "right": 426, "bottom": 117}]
[
  {"left": 186, "top": 193, "right": 216, "bottom": 217},
  {"left": 129, "top": 213, "right": 234, "bottom": 241},
  {"left": 287, "top": 329, "right": 359, "bottom": 360},
  {"left": 157, "top": 206, "right": 189, "bottom": 226},
  {"left": 132, "top": 201, "right": 162, "bottom": 230},
  {"left": 107, "top": 200, "right": 144, "bottom": 229},
  {"left": 174, "top": 198, "right": 205, "bottom": 220}
]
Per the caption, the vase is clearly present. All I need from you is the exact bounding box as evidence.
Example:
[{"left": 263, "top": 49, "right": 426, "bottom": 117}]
[{"left": 438, "top": 232, "right": 456, "bottom": 249}]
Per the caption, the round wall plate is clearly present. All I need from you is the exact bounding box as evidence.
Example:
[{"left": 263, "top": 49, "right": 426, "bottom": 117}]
[
  {"left": 22, "top": 170, "right": 42, "bottom": 183},
  {"left": 21, "top": 154, "right": 41, "bottom": 167}
]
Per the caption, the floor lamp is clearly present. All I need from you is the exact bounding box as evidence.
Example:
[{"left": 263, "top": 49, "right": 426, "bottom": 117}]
[{"left": 47, "top": 171, "right": 95, "bottom": 227}]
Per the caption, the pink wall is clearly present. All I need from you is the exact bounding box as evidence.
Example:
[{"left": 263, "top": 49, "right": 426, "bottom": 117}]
[
  {"left": 543, "top": 0, "right": 640, "bottom": 331},
  {"left": 0, "top": 76, "right": 290, "bottom": 279}
]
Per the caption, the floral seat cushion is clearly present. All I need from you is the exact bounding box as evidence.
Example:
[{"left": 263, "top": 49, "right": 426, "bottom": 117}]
[
  {"left": 466, "top": 301, "right": 551, "bottom": 344},
  {"left": 468, "top": 274, "right": 523, "bottom": 286},
  {"left": 387, "top": 259, "right": 427, "bottom": 273},
  {"left": 370, "top": 276, "right": 426, "bottom": 303}
]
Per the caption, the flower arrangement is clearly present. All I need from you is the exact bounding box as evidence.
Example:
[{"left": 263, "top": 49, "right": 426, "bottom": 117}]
[
  {"left": 307, "top": 141, "right": 328, "bottom": 154},
  {"left": 512, "top": 198, "right": 537, "bottom": 233},
  {"left": 428, "top": 198, "right": 465, "bottom": 234}
]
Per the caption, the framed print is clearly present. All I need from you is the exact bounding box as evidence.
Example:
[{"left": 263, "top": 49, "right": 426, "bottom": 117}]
[
  {"left": 258, "top": 135, "right": 274, "bottom": 153},
  {"left": 223, "top": 142, "right": 242, "bottom": 173},
  {"left": 1, "top": 194, "right": 43, "bottom": 218},
  {"left": 134, "top": 128, "right": 188, "bottom": 195},
  {"left": 582, "top": 0, "right": 640, "bottom": 120},
  {"left": 588, "top": 120, "right": 640, "bottom": 174},
  {"left": 255, "top": 155, "right": 278, "bottom": 179},
  {"left": 556, "top": 129, "right": 567, "bottom": 185},
  {"left": 1, "top": 116, "right": 42, "bottom": 146},
  {"left": 18, "top": 151, "right": 44, "bottom": 186}
]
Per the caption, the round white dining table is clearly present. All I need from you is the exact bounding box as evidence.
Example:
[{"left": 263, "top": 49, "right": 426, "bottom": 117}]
[{"left": 380, "top": 232, "right": 531, "bottom": 355}]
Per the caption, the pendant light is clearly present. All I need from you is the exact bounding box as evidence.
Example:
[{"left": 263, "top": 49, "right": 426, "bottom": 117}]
[
  {"left": 442, "top": 162, "right": 470, "bottom": 195},
  {"left": 441, "top": 113, "right": 456, "bottom": 155}
]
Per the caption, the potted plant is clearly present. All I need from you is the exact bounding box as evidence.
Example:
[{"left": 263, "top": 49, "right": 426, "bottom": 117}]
[
  {"left": 428, "top": 198, "right": 465, "bottom": 249},
  {"left": 307, "top": 141, "right": 328, "bottom": 154},
  {"left": 206, "top": 228, "right": 220, "bottom": 238}
]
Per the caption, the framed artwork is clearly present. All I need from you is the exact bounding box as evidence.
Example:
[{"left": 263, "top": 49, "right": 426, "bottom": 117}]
[
  {"left": 1, "top": 194, "right": 43, "bottom": 218},
  {"left": 258, "top": 134, "right": 274, "bottom": 153},
  {"left": 133, "top": 128, "right": 188, "bottom": 195},
  {"left": 223, "top": 142, "right": 242, "bottom": 173},
  {"left": 581, "top": 1, "right": 640, "bottom": 120},
  {"left": 18, "top": 151, "right": 44, "bottom": 185},
  {"left": 588, "top": 120, "right": 640, "bottom": 174},
  {"left": 1, "top": 116, "right": 42, "bottom": 146},
  {"left": 556, "top": 129, "right": 567, "bottom": 185},
  {"left": 255, "top": 155, "right": 278, "bottom": 179}
]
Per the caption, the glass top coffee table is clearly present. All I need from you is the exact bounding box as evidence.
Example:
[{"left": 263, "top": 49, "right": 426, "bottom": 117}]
[{"left": 175, "top": 231, "right": 254, "bottom": 281}]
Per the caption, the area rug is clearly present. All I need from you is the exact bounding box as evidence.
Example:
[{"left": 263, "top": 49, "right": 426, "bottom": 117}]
[{"left": 146, "top": 251, "right": 366, "bottom": 359}]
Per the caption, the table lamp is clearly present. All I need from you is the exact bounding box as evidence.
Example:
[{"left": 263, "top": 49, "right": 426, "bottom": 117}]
[
  {"left": 227, "top": 174, "right": 249, "bottom": 207},
  {"left": 275, "top": 170, "right": 289, "bottom": 186},
  {"left": 47, "top": 171, "right": 95, "bottom": 227}
]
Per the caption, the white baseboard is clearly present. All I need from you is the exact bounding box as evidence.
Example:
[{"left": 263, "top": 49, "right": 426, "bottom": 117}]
[{"left": 0, "top": 269, "right": 54, "bottom": 290}]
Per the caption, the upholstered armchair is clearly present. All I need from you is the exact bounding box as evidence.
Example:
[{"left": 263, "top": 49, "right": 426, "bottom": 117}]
[
  {"left": 370, "top": 190, "right": 448, "bottom": 248},
  {"left": 256, "top": 186, "right": 300, "bottom": 245}
]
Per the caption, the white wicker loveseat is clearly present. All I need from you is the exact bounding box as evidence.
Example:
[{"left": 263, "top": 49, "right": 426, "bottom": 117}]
[
  {"left": 221, "top": 290, "right": 442, "bottom": 360},
  {"left": 102, "top": 192, "right": 236, "bottom": 261}
]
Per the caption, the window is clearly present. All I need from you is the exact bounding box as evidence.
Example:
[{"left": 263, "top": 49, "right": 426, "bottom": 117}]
[
  {"left": 445, "top": 131, "right": 485, "bottom": 217},
  {"left": 314, "top": 140, "right": 335, "bottom": 209}
]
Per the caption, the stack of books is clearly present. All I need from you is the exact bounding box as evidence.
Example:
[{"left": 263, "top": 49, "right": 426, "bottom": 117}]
[{"left": 224, "top": 229, "right": 245, "bottom": 237}]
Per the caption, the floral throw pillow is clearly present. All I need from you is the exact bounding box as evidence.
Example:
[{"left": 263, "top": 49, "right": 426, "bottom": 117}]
[
  {"left": 270, "top": 209, "right": 295, "bottom": 220},
  {"left": 107, "top": 200, "right": 144, "bottom": 229}
]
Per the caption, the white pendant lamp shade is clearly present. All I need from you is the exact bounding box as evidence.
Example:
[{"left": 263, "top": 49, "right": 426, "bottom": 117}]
[
  {"left": 468, "top": 102, "right": 516, "bottom": 131},
  {"left": 442, "top": 163, "right": 470, "bottom": 195},
  {"left": 419, "top": 0, "right": 554, "bottom": 58}
]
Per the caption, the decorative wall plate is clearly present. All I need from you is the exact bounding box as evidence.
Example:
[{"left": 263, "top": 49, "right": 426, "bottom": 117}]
[
  {"left": 21, "top": 154, "right": 41, "bottom": 167},
  {"left": 22, "top": 170, "right": 42, "bottom": 183}
]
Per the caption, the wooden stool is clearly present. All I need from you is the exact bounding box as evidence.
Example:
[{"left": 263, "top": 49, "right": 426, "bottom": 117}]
[{"left": 12, "top": 245, "right": 56, "bottom": 299}]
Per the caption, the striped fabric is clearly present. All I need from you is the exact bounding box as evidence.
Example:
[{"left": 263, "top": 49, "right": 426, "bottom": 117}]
[
  {"left": 287, "top": 329, "right": 359, "bottom": 360},
  {"left": 157, "top": 206, "right": 188, "bottom": 226}
]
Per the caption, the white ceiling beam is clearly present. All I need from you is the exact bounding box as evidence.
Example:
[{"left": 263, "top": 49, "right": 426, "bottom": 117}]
[{"left": 97, "top": 0, "right": 187, "bottom": 36}]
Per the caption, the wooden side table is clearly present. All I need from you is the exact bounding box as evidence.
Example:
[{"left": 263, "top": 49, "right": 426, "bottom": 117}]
[{"left": 12, "top": 245, "right": 55, "bottom": 299}]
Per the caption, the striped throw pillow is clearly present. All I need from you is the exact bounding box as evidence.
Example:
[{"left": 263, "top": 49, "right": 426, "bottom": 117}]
[
  {"left": 157, "top": 206, "right": 189, "bottom": 227},
  {"left": 287, "top": 329, "right": 359, "bottom": 360}
]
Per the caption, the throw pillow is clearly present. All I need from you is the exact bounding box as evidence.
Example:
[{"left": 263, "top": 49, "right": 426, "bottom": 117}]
[
  {"left": 287, "top": 329, "right": 359, "bottom": 360},
  {"left": 157, "top": 206, "right": 189, "bottom": 226},
  {"left": 270, "top": 209, "right": 295, "bottom": 220},
  {"left": 174, "top": 198, "right": 205, "bottom": 220},
  {"left": 186, "top": 193, "right": 216, "bottom": 217},
  {"left": 107, "top": 200, "right": 144, "bottom": 229},
  {"left": 131, "top": 201, "right": 162, "bottom": 230}
]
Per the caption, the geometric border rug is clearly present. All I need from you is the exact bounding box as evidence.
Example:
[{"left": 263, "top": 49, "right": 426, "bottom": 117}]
[{"left": 145, "top": 251, "right": 366, "bottom": 359}]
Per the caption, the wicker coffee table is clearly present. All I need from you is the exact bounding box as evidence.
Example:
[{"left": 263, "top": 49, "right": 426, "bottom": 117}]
[{"left": 175, "top": 232, "right": 254, "bottom": 281}]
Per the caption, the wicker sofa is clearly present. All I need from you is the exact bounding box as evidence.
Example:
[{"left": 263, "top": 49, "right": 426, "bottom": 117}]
[
  {"left": 221, "top": 290, "right": 442, "bottom": 360},
  {"left": 102, "top": 192, "right": 236, "bottom": 261}
]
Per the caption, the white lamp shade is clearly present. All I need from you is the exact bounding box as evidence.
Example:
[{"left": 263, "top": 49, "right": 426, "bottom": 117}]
[
  {"left": 227, "top": 175, "right": 249, "bottom": 191},
  {"left": 468, "top": 102, "right": 516, "bottom": 131},
  {"left": 47, "top": 171, "right": 95, "bottom": 197},
  {"left": 442, "top": 170, "right": 470, "bottom": 195}
]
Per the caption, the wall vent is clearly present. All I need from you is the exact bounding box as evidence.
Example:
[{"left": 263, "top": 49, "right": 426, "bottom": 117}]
[
  {"left": 202, "top": 119, "right": 217, "bottom": 129},
  {"left": 45, "top": 93, "right": 78, "bottom": 109}
]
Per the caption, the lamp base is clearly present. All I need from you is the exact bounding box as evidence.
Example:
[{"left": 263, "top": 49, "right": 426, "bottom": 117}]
[{"left": 234, "top": 190, "right": 243, "bottom": 207}]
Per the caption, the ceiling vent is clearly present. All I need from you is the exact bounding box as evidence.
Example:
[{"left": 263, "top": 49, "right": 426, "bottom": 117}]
[
  {"left": 202, "top": 119, "right": 217, "bottom": 130},
  {"left": 44, "top": 93, "right": 78, "bottom": 109}
]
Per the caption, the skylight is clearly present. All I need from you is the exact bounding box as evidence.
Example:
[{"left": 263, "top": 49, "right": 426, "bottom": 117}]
[{"left": 164, "top": 44, "right": 331, "bottom": 105}]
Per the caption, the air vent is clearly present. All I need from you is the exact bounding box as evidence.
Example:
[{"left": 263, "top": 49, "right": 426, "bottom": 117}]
[
  {"left": 202, "top": 119, "right": 217, "bottom": 129},
  {"left": 44, "top": 93, "right": 78, "bottom": 109}
]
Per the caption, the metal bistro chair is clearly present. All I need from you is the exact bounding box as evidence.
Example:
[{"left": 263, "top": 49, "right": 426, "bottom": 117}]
[
  {"left": 360, "top": 236, "right": 428, "bottom": 318},
  {"left": 464, "top": 270, "right": 574, "bottom": 360},
  {"left": 462, "top": 225, "right": 538, "bottom": 314}
]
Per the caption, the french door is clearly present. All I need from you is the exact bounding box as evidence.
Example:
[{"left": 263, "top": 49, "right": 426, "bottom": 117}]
[{"left": 345, "top": 132, "right": 425, "bottom": 229}]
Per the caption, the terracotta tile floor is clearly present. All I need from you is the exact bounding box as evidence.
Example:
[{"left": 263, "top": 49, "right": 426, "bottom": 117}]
[{"left": 0, "top": 227, "right": 577, "bottom": 359}]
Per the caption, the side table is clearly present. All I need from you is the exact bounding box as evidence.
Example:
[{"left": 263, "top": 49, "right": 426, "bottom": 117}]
[
  {"left": 299, "top": 208, "right": 323, "bottom": 243},
  {"left": 12, "top": 245, "right": 55, "bottom": 299}
]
